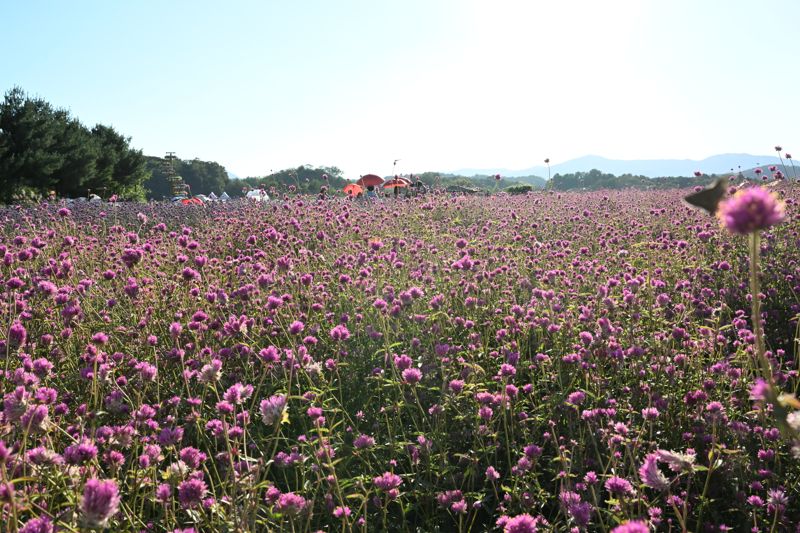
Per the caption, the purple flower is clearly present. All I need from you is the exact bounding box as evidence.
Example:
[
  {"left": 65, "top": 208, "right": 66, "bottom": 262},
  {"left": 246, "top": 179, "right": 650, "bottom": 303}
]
[
  {"left": 656, "top": 449, "right": 696, "bottom": 473},
  {"left": 639, "top": 453, "right": 670, "bottom": 491},
  {"left": 274, "top": 492, "right": 307, "bottom": 515},
  {"left": 333, "top": 505, "right": 351, "bottom": 518},
  {"left": 717, "top": 187, "right": 785, "bottom": 234},
  {"left": 503, "top": 513, "right": 539, "bottom": 533},
  {"left": 611, "top": 520, "right": 649, "bottom": 533},
  {"left": 223, "top": 382, "right": 254, "bottom": 405},
  {"left": 65, "top": 438, "right": 98, "bottom": 465},
  {"left": 288, "top": 320, "right": 305, "bottom": 335},
  {"left": 401, "top": 367, "right": 422, "bottom": 384},
  {"left": 179, "top": 447, "right": 207, "bottom": 469},
  {"left": 156, "top": 483, "right": 172, "bottom": 503},
  {"left": 605, "top": 476, "right": 635, "bottom": 497},
  {"left": 373, "top": 471, "right": 403, "bottom": 491},
  {"left": 19, "top": 516, "right": 53, "bottom": 533},
  {"left": 330, "top": 324, "right": 350, "bottom": 341},
  {"left": 80, "top": 478, "right": 121, "bottom": 528},
  {"left": 8, "top": 321, "right": 27, "bottom": 347},
  {"left": 177, "top": 478, "right": 207, "bottom": 509},
  {"left": 260, "top": 394, "right": 287, "bottom": 425},
  {"left": 354, "top": 434, "right": 375, "bottom": 449}
]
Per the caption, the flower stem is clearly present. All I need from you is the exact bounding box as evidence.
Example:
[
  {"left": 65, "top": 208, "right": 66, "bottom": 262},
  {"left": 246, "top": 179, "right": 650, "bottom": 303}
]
[{"left": 748, "top": 232, "right": 772, "bottom": 381}]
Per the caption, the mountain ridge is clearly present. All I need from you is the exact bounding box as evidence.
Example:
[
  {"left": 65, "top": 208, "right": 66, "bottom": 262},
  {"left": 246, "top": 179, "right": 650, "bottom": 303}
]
[{"left": 453, "top": 153, "right": 790, "bottom": 179}]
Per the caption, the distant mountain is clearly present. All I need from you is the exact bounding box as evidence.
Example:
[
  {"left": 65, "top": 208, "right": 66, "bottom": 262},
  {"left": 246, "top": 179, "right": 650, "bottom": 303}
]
[{"left": 454, "top": 153, "right": 787, "bottom": 179}]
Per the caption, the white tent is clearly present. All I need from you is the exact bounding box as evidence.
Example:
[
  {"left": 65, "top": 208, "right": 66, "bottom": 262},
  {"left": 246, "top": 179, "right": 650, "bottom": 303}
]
[
  {"left": 219, "top": 192, "right": 231, "bottom": 201},
  {"left": 208, "top": 192, "right": 218, "bottom": 200},
  {"left": 245, "top": 189, "right": 269, "bottom": 202}
]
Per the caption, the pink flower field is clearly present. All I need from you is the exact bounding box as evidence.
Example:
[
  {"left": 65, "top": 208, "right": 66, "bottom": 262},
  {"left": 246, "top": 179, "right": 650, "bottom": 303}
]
[{"left": 2, "top": 186, "right": 800, "bottom": 532}]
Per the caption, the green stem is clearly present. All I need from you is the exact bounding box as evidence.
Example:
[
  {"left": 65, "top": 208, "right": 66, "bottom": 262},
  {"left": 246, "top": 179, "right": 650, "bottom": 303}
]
[{"left": 748, "top": 232, "right": 771, "bottom": 380}]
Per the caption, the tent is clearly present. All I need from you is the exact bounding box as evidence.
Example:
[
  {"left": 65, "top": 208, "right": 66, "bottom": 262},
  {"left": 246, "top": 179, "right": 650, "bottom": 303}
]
[
  {"left": 219, "top": 192, "right": 231, "bottom": 201},
  {"left": 246, "top": 189, "right": 269, "bottom": 202},
  {"left": 208, "top": 192, "right": 218, "bottom": 200}
]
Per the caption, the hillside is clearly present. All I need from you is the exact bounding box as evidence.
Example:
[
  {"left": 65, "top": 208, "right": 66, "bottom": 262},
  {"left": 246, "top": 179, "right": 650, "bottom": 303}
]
[{"left": 454, "top": 153, "right": 789, "bottom": 179}]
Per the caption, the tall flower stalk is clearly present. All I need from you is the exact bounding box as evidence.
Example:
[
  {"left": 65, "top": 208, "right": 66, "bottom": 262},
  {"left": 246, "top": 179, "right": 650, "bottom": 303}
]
[{"left": 747, "top": 231, "right": 771, "bottom": 379}]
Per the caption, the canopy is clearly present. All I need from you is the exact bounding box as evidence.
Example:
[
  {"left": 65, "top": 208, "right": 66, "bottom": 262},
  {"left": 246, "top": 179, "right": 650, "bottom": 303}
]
[
  {"left": 220, "top": 192, "right": 231, "bottom": 201},
  {"left": 383, "top": 178, "right": 410, "bottom": 189},
  {"left": 208, "top": 192, "right": 218, "bottom": 200},
  {"left": 343, "top": 183, "right": 363, "bottom": 196},
  {"left": 356, "top": 174, "right": 384, "bottom": 187}
]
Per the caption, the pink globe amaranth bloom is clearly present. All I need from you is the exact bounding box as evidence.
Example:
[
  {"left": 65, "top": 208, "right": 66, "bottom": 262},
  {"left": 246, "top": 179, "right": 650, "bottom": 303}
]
[
  {"left": 503, "top": 513, "right": 539, "bottom": 533},
  {"left": 178, "top": 478, "right": 207, "bottom": 509},
  {"left": 611, "top": 520, "right": 650, "bottom": 533},
  {"left": 330, "top": 324, "right": 350, "bottom": 341},
  {"left": 8, "top": 321, "right": 27, "bottom": 347},
  {"left": 80, "top": 478, "right": 121, "bottom": 529},
  {"left": 19, "top": 516, "right": 53, "bottom": 533},
  {"left": 639, "top": 453, "right": 670, "bottom": 490},
  {"left": 605, "top": 475, "right": 635, "bottom": 496},
  {"left": 373, "top": 471, "right": 403, "bottom": 491},
  {"left": 717, "top": 187, "right": 785, "bottom": 235},
  {"left": 401, "top": 367, "right": 422, "bottom": 384},
  {"left": 260, "top": 394, "right": 287, "bottom": 425},
  {"left": 274, "top": 492, "right": 307, "bottom": 515}
]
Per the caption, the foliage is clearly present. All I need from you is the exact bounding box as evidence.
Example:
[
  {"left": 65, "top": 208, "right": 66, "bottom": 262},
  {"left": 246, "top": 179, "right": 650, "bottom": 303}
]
[
  {"left": 548, "top": 168, "right": 730, "bottom": 191},
  {"left": 505, "top": 184, "right": 533, "bottom": 195},
  {"left": 0, "top": 87, "right": 150, "bottom": 203},
  {"left": 143, "top": 156, "right": 232, "bottom": 199}
]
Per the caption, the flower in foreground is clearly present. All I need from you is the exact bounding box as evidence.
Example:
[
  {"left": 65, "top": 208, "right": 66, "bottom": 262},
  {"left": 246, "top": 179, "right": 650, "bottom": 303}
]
[
  {"left": 639, "top": 453, "right": 670, "bottom": 491},
  {"left": 80, "top": 478, "right": 120, "bottom": 529},
  {"left": 178, "top": 478, "right": 207, "bottom": 509},
  {"left": 501, "top": 513, "right": 539, "bottom": 533},
  {"left": 260, "top": 394, "right": 287, "bottom": 425},
  {"left": 19, "top": 516, "right": 53, "bottom": 533},
  {"left": 611, "top": 520, "right": 649, "bottom": 533},
  {"left": 717, "top": 187, "right": 785, "bottom": 234}
]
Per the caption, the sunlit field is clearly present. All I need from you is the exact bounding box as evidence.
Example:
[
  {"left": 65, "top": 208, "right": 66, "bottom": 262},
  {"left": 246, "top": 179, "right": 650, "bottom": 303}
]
[{"left": 2, "top": 186, "right": 799, "bottom": 532}]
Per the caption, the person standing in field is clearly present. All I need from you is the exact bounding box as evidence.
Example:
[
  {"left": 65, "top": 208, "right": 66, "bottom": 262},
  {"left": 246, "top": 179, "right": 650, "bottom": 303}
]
[{"left": 366, "top": 185, "right": 379, "bottom": 201}]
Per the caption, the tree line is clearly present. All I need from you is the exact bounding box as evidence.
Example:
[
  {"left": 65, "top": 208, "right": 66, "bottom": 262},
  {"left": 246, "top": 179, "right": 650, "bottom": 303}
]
[
  {"left": 548, "top": 168, "right": 721, "bottom": 191},
  {"left": 0, "top": 87, "right": 150, "bottom": 203}
]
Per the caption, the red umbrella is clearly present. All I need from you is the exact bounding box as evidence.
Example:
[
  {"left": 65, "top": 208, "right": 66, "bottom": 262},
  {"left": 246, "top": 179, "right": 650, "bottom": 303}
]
[
  {"left": 356, "top": 174, "right": 384, "bottom": 187},
  {"left": 343, "top": 183, "right": 364, "bottom": 196},
  {"left": 383, "top": 178, "right": 410, "bottom": 189}
]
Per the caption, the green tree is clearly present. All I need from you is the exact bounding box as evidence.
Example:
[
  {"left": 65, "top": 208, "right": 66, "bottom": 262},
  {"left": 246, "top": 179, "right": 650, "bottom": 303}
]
[{"left": 0, "top": 86, "right": 150, "bottom": 203}]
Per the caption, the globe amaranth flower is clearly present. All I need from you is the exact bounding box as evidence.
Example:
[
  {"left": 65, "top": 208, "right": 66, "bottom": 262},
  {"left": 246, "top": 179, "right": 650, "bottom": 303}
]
[
  {"left": 605, "top": 476, "right": 635, "bottom": 497},
  {"left": 19, "top": 516, "right": 54, "bottom": 533},
  {"left": 501, "top": 513, "right": 540, "bottom": 533},
  {"left": 80, "top": 478, "right": 121, "bottom": 529},
  {"left": 373, "top": 472, "right": 403, "bottom": 491},
  {"left": 177, "top": 478, "right": 207, "bottom": 509},
  {"left": 717, "top": 187, "right": 785, "bottom": 234},
  {"left": 260, "top": 394, "right": 287, "bottom": 425},
  {"left": 611, "top": 520, "right": 649, "bottom": 533},
  {"left": 639, "top": 453, "right": 670, "bottom": 491}
]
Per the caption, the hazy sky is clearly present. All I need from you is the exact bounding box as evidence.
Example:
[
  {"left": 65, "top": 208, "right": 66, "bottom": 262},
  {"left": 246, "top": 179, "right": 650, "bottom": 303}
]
[{"left": 2, "top": 0, "right": 798, "bottom": 178}]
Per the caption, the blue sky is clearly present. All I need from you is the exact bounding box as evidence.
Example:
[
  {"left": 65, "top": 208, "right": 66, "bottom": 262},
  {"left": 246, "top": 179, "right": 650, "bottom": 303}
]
[{"left": 2, "top": 0, "right": 798, "bottom": 178}]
